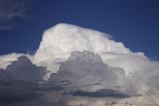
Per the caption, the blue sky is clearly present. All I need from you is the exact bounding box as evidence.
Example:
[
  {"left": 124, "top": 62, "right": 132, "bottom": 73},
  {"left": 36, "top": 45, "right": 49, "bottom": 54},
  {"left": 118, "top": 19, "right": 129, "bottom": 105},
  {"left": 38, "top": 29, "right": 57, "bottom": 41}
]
[{"left": 0, "top": 0, "right": 159, "bottom": 58}]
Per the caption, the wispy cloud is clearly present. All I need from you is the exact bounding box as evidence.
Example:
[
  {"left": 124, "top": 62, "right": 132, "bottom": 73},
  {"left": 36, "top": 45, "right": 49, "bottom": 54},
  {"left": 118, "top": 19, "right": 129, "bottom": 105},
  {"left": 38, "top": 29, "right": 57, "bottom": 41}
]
[{"left": 0, "top": 0, "right": 34, "bottom": 30}]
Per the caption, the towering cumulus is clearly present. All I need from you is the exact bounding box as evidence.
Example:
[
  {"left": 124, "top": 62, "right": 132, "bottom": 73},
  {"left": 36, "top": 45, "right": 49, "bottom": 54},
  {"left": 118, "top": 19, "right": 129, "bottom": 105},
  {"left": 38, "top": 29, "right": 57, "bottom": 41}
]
[
  {"left": 34, "top": 23, "right": 147, "bottom": 76},
  {"left": 34, "top": 23, "right": 130, "bottom": 71},
  {"left": 0, "top": 23, "right": 159, "bottom": 96},
  {"left": 34, "top": 23, "right": 159, "bottom": 95}
]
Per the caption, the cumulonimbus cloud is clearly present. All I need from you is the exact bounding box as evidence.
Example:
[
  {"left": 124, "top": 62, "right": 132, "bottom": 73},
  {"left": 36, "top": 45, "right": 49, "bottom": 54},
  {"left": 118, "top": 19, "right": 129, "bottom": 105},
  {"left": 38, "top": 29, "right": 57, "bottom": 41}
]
[
  {"left": 0, "top": 23, "right": 159, "bottom": 101},
  {"left": 33, "top": 23, "right": 159, "bottom": 94}
]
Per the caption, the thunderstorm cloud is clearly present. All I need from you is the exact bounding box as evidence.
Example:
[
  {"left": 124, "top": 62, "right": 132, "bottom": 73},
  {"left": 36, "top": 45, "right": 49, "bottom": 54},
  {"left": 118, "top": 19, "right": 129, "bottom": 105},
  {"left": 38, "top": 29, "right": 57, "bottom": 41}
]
[{"left": 0, "top": 23, "right": 159, "bottom": 105}]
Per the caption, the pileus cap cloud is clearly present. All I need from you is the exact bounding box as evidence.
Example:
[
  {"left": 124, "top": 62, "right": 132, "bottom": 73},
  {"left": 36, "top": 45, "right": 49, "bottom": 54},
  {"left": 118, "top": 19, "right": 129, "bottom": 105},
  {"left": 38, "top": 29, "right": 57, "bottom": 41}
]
[
  {"left": 36, "top": 23, "right": 130, "bottom": 55},
  {"left": 35, "top": 23, "right": 130, "bottom": 72},
  {"left": 34, "top": 23, "right": 148, "bottom": 75}
]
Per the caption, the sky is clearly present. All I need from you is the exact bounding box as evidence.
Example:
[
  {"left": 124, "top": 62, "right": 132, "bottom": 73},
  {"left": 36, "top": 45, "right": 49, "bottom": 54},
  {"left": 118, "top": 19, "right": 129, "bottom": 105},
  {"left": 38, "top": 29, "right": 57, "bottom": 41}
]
[
  {"left": 1, "top": 1, "right": 159, "bottom": 105},
  {"left": 0, "top": 0, "right": 159, "bottom": 58}
]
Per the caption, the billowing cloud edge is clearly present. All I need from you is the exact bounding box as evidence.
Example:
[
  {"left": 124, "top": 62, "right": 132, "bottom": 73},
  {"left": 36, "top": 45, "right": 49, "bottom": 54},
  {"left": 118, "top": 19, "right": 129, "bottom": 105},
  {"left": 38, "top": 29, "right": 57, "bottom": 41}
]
[{"left": 0, "top": 23, "right": 159, "bottom": 97}]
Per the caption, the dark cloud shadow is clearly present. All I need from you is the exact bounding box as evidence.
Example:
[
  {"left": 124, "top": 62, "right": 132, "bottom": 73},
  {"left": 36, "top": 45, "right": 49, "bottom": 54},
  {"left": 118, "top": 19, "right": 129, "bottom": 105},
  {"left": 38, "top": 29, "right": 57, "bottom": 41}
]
[
  {"left": 49, "top": 51, "right": 126, "bottom": 92},
  {"left": 0, "top": 52, "right": 131, "bottom": 106},
  {"left": 0, "top": 81, "right": 41, "bottom": 105},
  {"left": 70, "top": 89, "right": 130, "bottom": 98},
  {"left": 0, "top": 55, "right": 47, "bottom": 81}
]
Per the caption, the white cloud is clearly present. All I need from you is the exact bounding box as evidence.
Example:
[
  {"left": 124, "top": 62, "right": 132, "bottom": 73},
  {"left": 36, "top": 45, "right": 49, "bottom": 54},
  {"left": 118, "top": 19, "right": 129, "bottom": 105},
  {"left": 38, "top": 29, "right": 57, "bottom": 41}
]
[
  {"left": 0, "top": 23, "right": 159, "bottom": 96},
  {"left": 0, "top": 53, "right": 23, "bottom": 69},
  {"left": 67, "top": 95, "right": 159, "bottom": 106},
  {"left": 35, "top": 23, "right": 153, "bottom": 77},
  {"left": 34, "top": 23, "right": 131, "bottom": 73},
  {"left": 34, "top": 23, "right": 159, "bottom": 95}
]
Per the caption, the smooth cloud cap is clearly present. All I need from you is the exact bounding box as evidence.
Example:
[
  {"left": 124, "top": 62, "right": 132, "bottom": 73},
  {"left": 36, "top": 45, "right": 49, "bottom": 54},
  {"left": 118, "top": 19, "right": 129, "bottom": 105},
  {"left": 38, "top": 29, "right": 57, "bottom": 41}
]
[{"left": 34, "top": 23, "right": 131, "bottom": 73}]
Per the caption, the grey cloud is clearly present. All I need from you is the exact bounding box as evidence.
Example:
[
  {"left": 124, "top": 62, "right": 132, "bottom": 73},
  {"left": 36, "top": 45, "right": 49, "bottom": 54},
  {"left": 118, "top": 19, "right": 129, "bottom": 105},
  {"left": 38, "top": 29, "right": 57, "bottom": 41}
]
[
  {"left": 0, "top": 75, "right": 69, "bottom": 106},
  {"left": 132, "top": 61, "right": 159, "bottom": 94},
  {"left": 70, "top": 89, "right": 130, "bottom": 98},
  {"left": 49, "top": 51, "right": 134, "bottom": 94},
  {"left": 0, "top": 51, "right": 155, "bottom": 106},
  {"left": 0, "top": 81, "right": 40, "bottom": 105},
  {"left": 0, "top": 81, "right": 71, "bottom": 106},
  {"left": 1, "top": 22, "right": 159, "bottom": 105},
  {"left": 0, "top": 55, "right": 47, "bottom": 81},
  {"left": 0, "top": 0, "right": 34, "bottom": 30},
  {"left": 0, "top": 55, "right": 71, "bottom": 106},
  {"left": 0, "top": 51, "right": 135, "bottom": 106}
]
